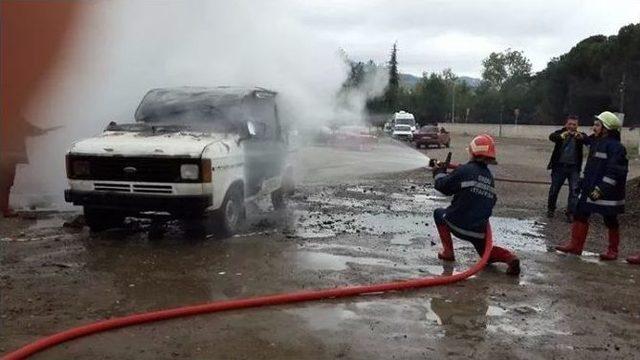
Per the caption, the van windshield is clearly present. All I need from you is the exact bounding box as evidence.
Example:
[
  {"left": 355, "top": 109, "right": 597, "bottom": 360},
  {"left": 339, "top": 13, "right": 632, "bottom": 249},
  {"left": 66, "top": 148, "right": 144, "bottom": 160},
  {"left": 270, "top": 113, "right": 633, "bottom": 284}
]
[
  {"left": 395, "top": 118, "right": 415, "bottom": 126},
  {"left": 109, "top": 107, "right": 242, "bottom": 134}
]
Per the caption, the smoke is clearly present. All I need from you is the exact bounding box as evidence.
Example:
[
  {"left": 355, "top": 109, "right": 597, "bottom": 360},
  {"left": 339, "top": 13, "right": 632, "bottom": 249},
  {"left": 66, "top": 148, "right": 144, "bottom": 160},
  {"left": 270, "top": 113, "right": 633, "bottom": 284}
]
[{"left": 13, "top": 0, "right": 387, "bottom": 209}]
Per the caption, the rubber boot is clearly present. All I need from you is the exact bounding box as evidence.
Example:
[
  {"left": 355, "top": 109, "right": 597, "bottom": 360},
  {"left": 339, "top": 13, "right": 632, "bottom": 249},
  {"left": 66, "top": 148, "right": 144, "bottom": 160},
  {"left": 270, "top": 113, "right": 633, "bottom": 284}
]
[
  {"left": 599, "top": 228, "right": 620, "bottom": 261},
  {"left": 436, "top": 224, "right": 455, "bottom": 261},
  {"left": 555, "top": 221, "right": 588, "bottom": 255},
  {"left": 0, "top": 187, "right": 17, "bottom": 218},
  {"left": 488, "top": 246, "right": 521, "bottom": 275},
  {"left": 627, "top": 253, "right": 640, "bottom": 265}
]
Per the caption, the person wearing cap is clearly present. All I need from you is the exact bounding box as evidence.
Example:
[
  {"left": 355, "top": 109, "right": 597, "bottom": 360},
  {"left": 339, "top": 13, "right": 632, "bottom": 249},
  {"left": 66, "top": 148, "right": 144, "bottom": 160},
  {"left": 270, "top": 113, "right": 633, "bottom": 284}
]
[
  {"left": 431, "top": 134, "right": 520, "bottom": 275},
  {"left": 546, "top": 115, "right": 589, "bottom": 221},
  {"left": 555, "top": 111, "right": 628, "bottom": 261}
]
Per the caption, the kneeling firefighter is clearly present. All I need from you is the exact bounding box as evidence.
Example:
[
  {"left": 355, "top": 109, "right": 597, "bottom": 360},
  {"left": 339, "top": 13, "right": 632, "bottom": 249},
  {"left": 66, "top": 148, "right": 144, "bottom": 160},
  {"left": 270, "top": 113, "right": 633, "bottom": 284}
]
[
  {"left": 431, "top": 134, "right": 520, "bottom": 275},
  {"left": 556, "top": 111, "right": 628, "bottom": 260}
]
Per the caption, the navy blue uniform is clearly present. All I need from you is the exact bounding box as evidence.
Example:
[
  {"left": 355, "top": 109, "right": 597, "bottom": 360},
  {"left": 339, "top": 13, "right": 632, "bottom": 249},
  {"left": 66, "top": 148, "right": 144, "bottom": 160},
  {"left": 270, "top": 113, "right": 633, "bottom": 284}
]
[
  {"left": 576, "top": 135, "right": 628, "bottom": 217},
  {"left": 433, "top": 160, "right": 496, "bottom": 253}
]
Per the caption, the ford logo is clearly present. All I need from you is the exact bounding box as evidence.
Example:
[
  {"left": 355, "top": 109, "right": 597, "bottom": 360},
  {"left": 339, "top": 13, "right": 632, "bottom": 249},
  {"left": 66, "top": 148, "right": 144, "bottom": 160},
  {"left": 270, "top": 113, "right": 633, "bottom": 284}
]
[{"left": 123, "top": 166, "right": 137, "bottom": 174}]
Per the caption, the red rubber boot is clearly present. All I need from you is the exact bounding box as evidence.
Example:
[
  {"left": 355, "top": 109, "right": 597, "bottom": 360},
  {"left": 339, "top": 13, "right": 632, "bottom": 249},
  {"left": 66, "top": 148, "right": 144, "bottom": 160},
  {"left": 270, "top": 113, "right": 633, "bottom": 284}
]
[
  {"left": 555, "top": 221, "right": 588, "bottom": 255},
  {"left": 436, "top": 224, "right": 455, "bottom": 261},
  {"left": 626, "top": 253, "right": 640, "bottom": 265},
  {"left": 488, "top": 246, "right": 521, "bottom": 275},
  {"left": 599, "top": 228, "right": 620, "bottom": 261}
]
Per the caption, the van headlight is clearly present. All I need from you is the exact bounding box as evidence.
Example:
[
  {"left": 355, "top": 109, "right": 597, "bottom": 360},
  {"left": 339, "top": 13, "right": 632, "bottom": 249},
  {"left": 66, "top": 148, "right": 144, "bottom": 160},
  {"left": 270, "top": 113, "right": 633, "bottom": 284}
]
[
  {"left": 72, "top": 160, "right": 90, "bottom": 177},
  {"left": 180, "top": 164, "right": 200, "bottom": 180}
]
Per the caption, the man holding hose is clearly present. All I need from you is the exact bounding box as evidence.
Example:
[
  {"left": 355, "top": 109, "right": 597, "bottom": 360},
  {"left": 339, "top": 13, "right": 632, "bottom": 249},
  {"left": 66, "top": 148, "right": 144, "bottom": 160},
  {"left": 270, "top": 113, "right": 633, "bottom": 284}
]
[{"left": 431, "top": 134, "right": 521, "bottom": 275}]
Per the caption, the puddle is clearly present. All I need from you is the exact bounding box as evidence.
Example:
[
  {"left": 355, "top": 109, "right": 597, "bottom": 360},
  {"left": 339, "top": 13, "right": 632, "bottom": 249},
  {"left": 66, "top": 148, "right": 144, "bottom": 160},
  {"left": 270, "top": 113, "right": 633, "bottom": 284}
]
[
  {"left": 285, "top": 304, "right": 358, "bottom": 331},
  {"left": 294, "top": 208, "right": 547, "bottom": 253},
  {"left": 296, "top": 251, "right": 396, "bottom": 271},
  {"left": 28, "top": 216, "right": 66, "bottom": 230}
]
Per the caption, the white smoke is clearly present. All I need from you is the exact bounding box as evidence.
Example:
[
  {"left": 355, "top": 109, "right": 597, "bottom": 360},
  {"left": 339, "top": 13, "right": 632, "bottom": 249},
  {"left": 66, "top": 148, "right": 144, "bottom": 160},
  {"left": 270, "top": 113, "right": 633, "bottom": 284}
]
[{"left": 14, "top": 0, "right": 387, "bottom": 209}]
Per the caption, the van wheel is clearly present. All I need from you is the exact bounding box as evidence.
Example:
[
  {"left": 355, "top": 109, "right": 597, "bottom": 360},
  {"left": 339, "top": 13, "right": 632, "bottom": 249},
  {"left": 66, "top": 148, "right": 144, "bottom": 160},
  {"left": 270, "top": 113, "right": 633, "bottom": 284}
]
[
  {"left": 213, "top": 185, "right": 245, "bottom": 236},
  {"left": 84, "top": 207, "right": 125, "bottom": 232}
]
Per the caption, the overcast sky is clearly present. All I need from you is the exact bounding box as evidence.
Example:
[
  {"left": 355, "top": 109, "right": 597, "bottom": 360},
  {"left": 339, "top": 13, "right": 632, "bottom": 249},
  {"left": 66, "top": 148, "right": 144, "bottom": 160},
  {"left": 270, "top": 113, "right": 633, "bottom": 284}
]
[{"left": 291, "top": 0, "right": 640, "bottom": 77}]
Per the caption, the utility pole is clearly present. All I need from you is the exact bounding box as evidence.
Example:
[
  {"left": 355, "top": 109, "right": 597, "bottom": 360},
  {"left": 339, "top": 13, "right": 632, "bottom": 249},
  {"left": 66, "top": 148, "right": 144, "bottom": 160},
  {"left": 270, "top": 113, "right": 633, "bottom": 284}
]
[
  {"left": 499, "top": 105, "right": 504, "bottom": 138},
  {"left": 451, "top": 82, "right": 456, "bottom": 123},
  {"left": 619, "top": 72, "right": 626, "bottom": 113}
]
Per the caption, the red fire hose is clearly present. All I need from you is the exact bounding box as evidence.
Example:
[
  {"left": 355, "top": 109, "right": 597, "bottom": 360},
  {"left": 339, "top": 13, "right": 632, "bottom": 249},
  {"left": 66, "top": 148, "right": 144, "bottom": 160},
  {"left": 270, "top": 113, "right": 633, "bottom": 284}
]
[
  {"left": 2, "top": 227, "right": 494, "bottom": 359},
  {"left": 439, "top": 163, "right": 554, "bottom": 186}
]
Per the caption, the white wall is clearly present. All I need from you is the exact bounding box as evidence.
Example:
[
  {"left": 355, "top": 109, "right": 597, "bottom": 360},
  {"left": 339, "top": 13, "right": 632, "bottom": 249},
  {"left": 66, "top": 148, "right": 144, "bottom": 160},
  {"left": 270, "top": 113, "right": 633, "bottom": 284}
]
[{"left": 443, "top": 123, "right": 640, "bottom": 148}]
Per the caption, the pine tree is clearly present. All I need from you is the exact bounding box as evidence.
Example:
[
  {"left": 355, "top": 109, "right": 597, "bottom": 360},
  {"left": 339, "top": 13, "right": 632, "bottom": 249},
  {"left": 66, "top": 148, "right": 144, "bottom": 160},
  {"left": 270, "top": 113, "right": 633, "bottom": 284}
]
[{"left": 385, "top": 42, "right": 400, "bottom": 112}]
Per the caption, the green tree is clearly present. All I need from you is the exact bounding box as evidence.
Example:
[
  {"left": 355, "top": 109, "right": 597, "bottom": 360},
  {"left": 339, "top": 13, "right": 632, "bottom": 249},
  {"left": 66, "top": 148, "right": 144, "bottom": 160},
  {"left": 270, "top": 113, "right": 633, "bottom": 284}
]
[
  {"left": 481, "top": 49, "right": 532, "bottom": 91},
  {"left": 384, "top": 42, "right": 400, "bottom": 112},
  {"left": 480, "top": 49, "right": 533, "bottom": 123}
]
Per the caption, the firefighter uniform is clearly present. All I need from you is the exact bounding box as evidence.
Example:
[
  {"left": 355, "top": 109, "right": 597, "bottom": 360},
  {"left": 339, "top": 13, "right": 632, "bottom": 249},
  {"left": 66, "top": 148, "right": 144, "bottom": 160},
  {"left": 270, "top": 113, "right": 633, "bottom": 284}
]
[
  {"left": 432, "top": 134, "right": 520, "bottom": 275},
  {"left": 556, "top": 111, "right": 628, "bottom": 260}
]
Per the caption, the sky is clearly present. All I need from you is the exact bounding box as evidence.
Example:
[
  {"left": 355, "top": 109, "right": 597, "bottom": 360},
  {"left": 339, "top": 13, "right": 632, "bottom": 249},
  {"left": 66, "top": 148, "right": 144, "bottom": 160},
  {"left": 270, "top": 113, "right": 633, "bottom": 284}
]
[{"left": 291, "top": 0, "right": 640, "bottom": 77}]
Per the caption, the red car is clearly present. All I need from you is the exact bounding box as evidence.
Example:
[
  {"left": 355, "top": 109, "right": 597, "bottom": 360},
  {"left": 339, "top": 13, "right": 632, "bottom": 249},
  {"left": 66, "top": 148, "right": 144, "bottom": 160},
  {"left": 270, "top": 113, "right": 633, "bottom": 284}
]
[{"left": 413, "top": 125, "right": 450, "bottom": 148}]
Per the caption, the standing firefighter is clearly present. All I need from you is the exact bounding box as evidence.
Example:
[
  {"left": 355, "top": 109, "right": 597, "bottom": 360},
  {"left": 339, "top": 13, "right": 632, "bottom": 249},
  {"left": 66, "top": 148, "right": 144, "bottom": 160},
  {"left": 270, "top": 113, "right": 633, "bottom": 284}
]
[
  {"left": 546, "top": 115, "right": 588, "bottom": 220},
  {"left": 0, "top": 117, "right": 48, "bottom": 217},
  {"left": 556, "top": 111, "right": 628, "bottom": 260},
  {"left": 432, "top": 134, "right": 520, "bottom": 275}
]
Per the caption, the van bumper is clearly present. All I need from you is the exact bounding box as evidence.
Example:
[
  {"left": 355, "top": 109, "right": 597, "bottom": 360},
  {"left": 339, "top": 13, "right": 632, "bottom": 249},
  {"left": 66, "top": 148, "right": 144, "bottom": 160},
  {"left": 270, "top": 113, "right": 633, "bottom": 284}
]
[{"left": 65, "top": 190, "right": 212, "bottom": 214}]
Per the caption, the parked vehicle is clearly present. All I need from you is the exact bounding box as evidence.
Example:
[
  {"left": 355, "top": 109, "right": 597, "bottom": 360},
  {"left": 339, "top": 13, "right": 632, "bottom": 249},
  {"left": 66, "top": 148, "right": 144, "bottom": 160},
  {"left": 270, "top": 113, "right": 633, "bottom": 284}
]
[
  {"left": 64, "top": 86, "right": 294, "bottom": 235},
  {"left": 392, "top": 111, "right": 416, "bottom": 132},
  {"left": 330, "top": 125, "right": 377, "bottom": 151},
  {"left": 413, "top": 125, "right": 450, "bottom": 148},
  {"left": 392, "top": 124, "right": 413, "bottom": 141}
]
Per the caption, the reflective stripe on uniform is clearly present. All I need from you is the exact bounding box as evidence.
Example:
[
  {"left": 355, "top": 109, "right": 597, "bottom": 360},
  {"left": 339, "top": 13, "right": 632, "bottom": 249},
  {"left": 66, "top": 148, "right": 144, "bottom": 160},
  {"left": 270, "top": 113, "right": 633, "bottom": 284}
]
[
  {"left": 435, "top": 173, "right": 447, "bottom": 180},
  {"left": 602, "top": 176, "right": 617, "bottom": 185},
  {"left": 460, "top": 180, "right": 475, "bottom": 188},
  {"left": 594, "top": 152, "right": 608, "bottom": 159},
  {"left": 460, "top": 180, "right": 495, "bottom": 193},
  {"left": 445, "top": 219, "right": 485, "bottom": 239},
  {"left": 586, "top": 198, "right": 625, "bottom": 206}
]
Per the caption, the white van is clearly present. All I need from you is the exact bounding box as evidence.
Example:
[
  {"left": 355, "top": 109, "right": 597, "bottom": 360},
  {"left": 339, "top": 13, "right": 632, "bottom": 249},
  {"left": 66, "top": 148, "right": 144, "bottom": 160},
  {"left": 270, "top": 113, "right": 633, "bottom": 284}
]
[
  {"left": 392, "top": 111, "right": 416, "bottom": 132},
  {"left": 64, "top": 86, "right": 294, "bottom": 235}
]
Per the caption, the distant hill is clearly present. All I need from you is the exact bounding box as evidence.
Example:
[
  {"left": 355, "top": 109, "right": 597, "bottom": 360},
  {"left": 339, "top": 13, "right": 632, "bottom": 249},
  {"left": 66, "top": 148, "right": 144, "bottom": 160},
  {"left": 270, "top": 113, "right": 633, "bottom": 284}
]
[
  {"left": 458, "top": 76, "right": 482, "bottom": 88},
  {"left": 399, "top": 73, "right": 420, "bottom": 89},
  {"left": 399, "top": 73, "right": 481, "bottom": 89}
]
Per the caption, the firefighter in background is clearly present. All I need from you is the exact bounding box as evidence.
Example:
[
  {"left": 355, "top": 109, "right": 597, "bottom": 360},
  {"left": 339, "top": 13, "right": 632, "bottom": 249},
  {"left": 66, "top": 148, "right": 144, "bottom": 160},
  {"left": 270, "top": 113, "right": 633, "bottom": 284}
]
[
  {"left": 0, "top": 117, "right": 52, "bottom": 217},
  {"left": 432, "top": 134, "right": 521, "bottom": 275},
  {"left": 555, "top": 111, "right": 628, "bottom": 260}
]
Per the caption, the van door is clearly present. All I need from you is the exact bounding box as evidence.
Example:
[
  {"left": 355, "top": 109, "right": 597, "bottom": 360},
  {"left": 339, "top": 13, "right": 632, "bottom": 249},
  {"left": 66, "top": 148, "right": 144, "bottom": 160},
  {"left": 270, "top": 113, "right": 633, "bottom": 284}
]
[{"left": 243, "top": 101, "right": 285, "bottom": 197}]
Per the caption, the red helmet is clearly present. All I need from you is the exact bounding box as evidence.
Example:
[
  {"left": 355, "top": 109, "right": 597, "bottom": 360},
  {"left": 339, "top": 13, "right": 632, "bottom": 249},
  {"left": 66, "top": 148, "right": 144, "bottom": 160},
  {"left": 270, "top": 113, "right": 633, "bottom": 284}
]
[{"left": 469, "top": 134, "right": 497, "bottom": 161}]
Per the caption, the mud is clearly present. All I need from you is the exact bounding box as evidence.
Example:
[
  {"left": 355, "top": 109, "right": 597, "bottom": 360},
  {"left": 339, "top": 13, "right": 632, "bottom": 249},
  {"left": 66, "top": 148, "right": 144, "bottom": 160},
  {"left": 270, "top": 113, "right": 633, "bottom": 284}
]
[{"left": 2, "top": 135, "right": 640, "bottom": 359}]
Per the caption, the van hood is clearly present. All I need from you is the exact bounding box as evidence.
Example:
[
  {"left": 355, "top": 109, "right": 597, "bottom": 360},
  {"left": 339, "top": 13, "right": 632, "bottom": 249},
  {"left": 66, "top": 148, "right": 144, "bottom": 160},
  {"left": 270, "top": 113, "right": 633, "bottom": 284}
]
[{"left": 68, "top": 131, "right": 232, "bottom": 157}]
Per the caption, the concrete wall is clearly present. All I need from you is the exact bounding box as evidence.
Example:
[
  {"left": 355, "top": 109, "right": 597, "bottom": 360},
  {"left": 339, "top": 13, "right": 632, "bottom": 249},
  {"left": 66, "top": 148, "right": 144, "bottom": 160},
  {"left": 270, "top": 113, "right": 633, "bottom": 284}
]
[{"left": 443, "top": 123, "right": 640, "bottom": 148}]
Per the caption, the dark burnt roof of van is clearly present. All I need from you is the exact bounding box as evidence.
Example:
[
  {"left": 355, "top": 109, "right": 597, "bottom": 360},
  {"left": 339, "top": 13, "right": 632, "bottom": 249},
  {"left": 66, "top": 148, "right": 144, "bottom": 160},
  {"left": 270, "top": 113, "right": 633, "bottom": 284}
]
[{"left": 134, "top": 86, "right": 277, "bottom": 122}]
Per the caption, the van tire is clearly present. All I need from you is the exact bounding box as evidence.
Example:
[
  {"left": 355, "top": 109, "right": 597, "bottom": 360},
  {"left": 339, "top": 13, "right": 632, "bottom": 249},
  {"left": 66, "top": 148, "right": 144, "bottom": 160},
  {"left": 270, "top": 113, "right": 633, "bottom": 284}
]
[
  {"left": 213, "top": 185, "right": 245, "bottom": 236},
  {"left": 84, "top": 206, "right": 125, "bottom": 232}
]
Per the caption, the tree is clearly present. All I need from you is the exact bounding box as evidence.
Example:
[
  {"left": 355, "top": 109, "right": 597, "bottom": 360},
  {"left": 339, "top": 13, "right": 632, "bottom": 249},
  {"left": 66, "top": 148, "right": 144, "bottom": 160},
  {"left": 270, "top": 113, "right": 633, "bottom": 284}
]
[
  {"left": 480, "top": 49, "right": 533, "bottom": 123},
  {"left": 414, "top": 72, "right": 448, "bottom": 123},
  {"left": 481, "top": 49, "right": 532, "bottom": 91},
  {"left": 384, "top": 42, "right": 400, "bottom": 112}
]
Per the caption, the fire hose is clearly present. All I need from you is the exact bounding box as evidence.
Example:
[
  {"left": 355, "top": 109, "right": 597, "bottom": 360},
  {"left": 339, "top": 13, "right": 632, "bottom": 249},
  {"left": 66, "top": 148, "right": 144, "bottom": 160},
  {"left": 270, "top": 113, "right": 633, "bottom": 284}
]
[
  {"left": 2, "top": 227, "right": 494, "bottom": 359},
  {"left": 429, "top": 154, "right": 556, "bottom": 186}
]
